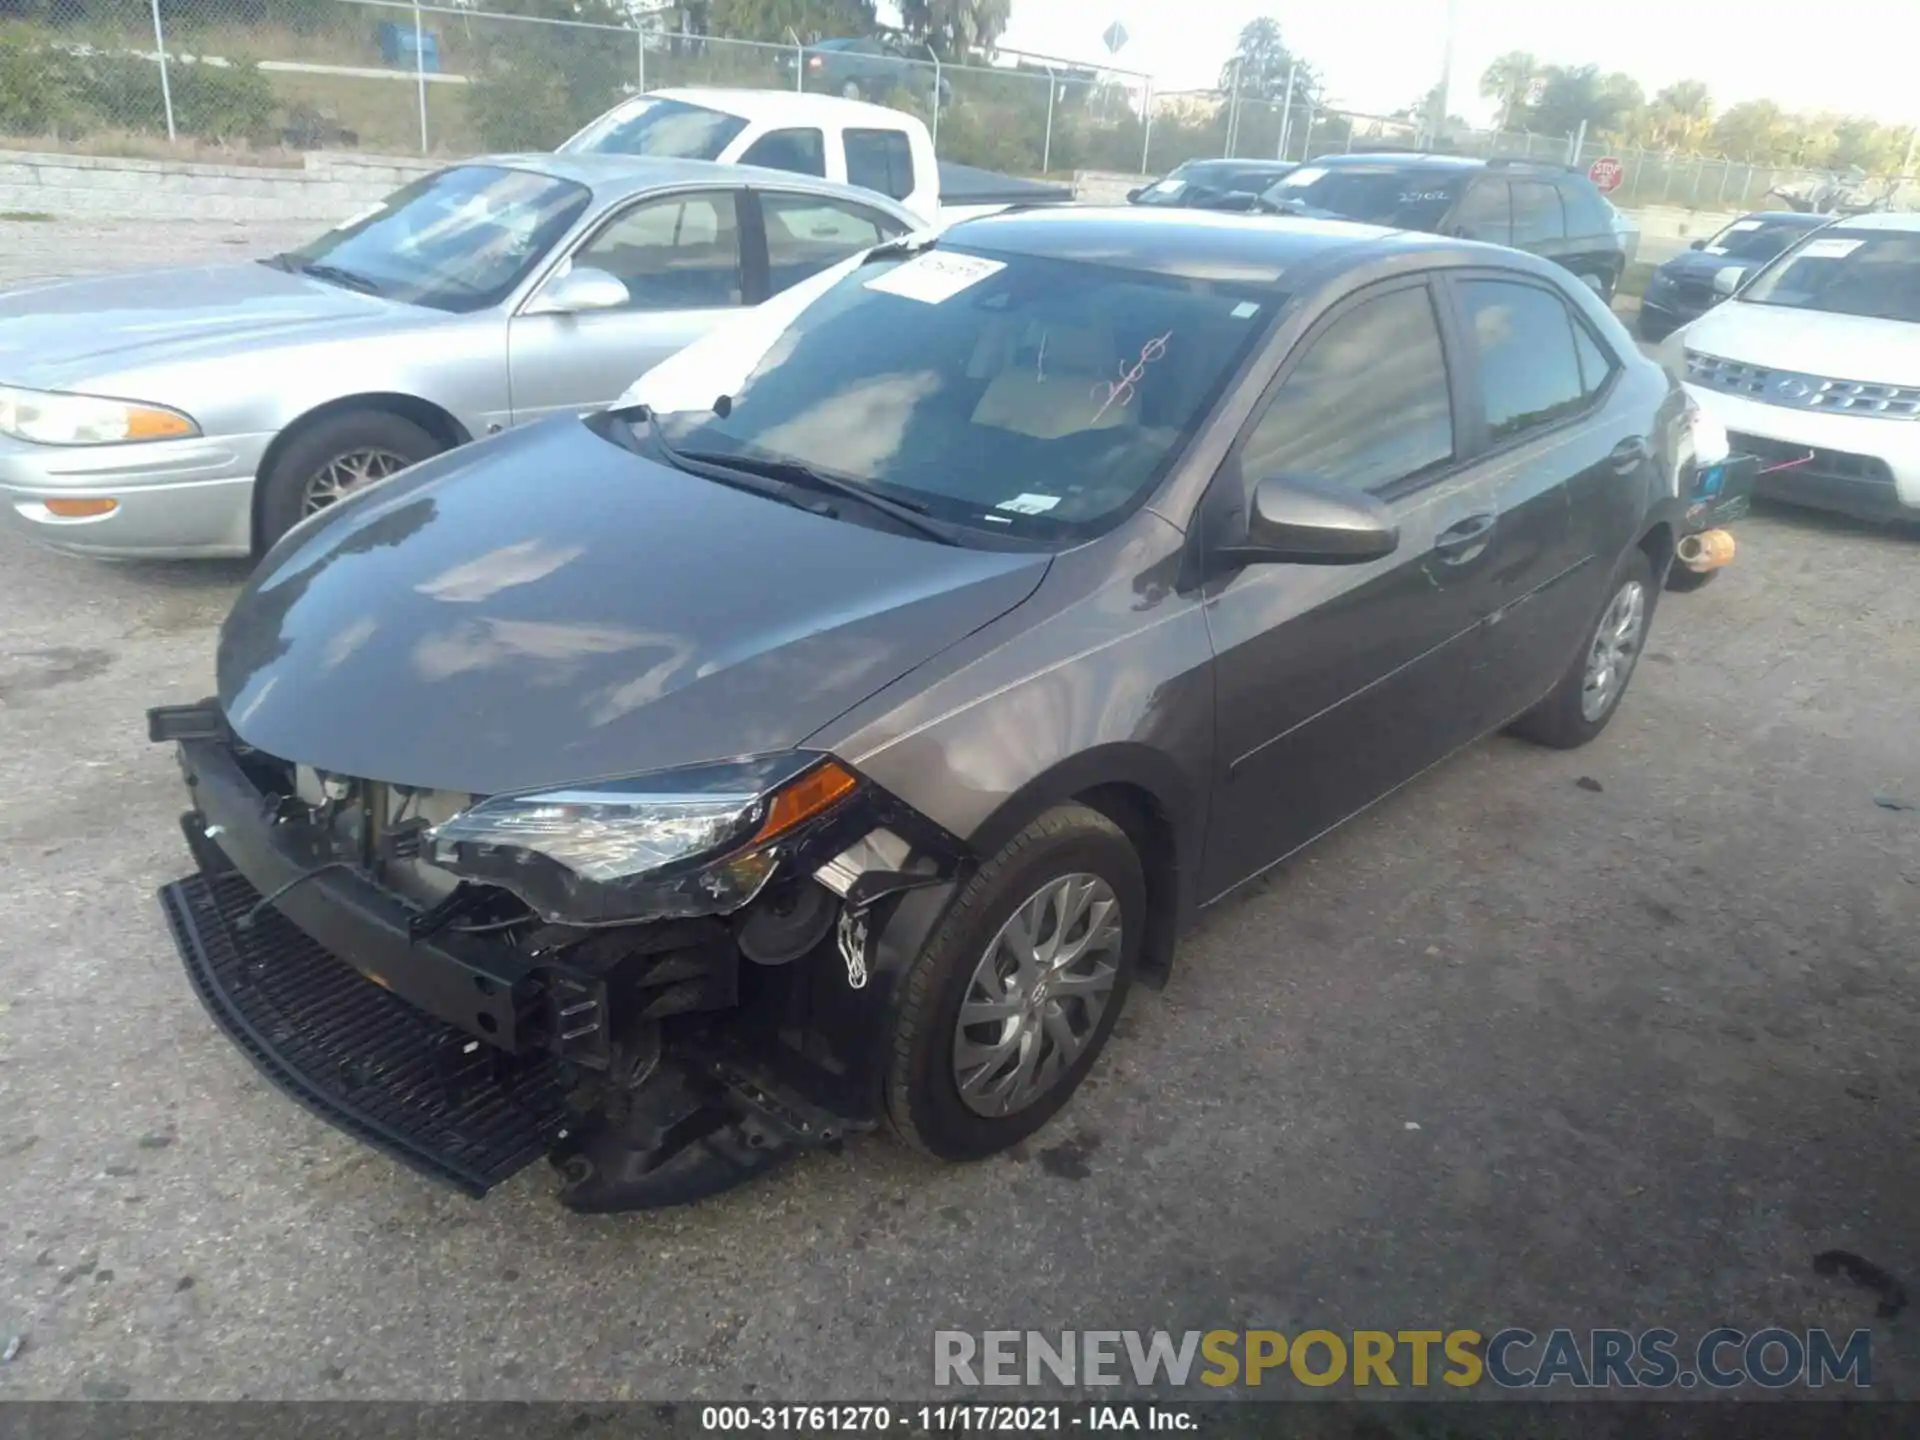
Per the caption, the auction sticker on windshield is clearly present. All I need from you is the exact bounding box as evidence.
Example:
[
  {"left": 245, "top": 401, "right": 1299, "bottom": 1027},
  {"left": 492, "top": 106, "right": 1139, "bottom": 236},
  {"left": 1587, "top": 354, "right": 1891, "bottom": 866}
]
[
  {"left": 866, "top": 252, "right": 1007, "bottom": 304},
  {"left": 1798, "top": 237, "right": 1864, "bottom": 260}
]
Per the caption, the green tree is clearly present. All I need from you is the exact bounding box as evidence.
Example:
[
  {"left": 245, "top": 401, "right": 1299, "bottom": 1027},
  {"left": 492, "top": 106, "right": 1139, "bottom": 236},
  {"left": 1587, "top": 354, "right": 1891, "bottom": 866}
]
[
  {"left": 897, "top": 0, "right": 1011, "bottom": 57},
  {"left": 1478, "top": 50, "right": 1538, "bottom": 131},
  {"left": 1711, "top": 98, "right": 1790, "bottom": 162},
  {"left": 1644, "top": 80, "right": 1713, "bottom": 152},
  {"left": 1527, "top": 64, "right": 1639, "bottom": 138},
  {"left": 1219, "top": 16, "right": 1318, "bottom": 104},
  {"left": 709, "top": 0, "right": 877, "bottom": 43},
  {"left": 462, "top": 0, "right": 636, "bottom": 151}
]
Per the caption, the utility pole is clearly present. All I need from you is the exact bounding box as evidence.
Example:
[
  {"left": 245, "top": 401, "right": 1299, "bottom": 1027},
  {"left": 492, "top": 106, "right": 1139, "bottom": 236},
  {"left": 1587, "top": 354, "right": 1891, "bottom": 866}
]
[{"left": 1428, "top": 0, "right": 1458, "bottom": 144}]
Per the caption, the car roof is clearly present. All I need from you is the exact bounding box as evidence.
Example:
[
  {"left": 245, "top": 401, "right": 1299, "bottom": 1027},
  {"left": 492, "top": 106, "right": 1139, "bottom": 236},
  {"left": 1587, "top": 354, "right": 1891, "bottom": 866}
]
[
  {"left": 1177, "top": 158, "right": 1297, "bottom": 173},
  {"left": 942, "top": 205, "right": 1449, "bottom": 286},
  {"left": 1737, "top": 210, "right": 1829, "bottom": 224},
  {"left": 647, "top": 86, "right": 917, "bottom": 129},
  {"left": 470, "top": 151, "right": 914, "bottom": 217},
  {"left": 1818, "top": 210, "right": 1920, "bottom": 233}
]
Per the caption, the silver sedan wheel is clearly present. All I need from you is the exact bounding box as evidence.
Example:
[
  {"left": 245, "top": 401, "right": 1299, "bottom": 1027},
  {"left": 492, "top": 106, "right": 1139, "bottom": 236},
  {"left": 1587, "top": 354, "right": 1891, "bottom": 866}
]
[
  {"left": 952, "top": 872, "right": 1122, "bottom": 1118},
  {"left": 302, "top": 447, "right": 411, "bottom": 516},
  {"left": 1581, "top": 578, "right": 1647, "bottom": 721}
]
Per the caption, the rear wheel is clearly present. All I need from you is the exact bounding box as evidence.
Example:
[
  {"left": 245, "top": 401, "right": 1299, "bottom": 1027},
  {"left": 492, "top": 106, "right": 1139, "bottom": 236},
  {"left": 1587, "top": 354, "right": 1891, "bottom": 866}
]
[
  {"left": 840, "top": 79, "right": 863, "bottom": 100},
  {"left": 256, "top": 410, "right": 442, "bottom": 552},
  {"left": 1509, "top": 549, "right": 1656, "bottom": 749},
  {"left": 884, "top": 804, "right": 1143, "bottom": 1161}
]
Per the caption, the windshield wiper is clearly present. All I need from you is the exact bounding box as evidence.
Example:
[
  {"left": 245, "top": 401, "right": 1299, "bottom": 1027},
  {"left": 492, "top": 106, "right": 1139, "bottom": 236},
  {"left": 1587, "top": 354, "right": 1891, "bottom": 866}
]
[
  {"left": 676, "top": 449, "right": 964, "bottom": 546},
  {"left": 294, "top": 261, "right": 385, "bottom": 296},
  {"left": 606, "top": 404, "right": 845, "bottom": 520},
  {"left": 860, "top": 233, "right": 940, "bottom": 266}
]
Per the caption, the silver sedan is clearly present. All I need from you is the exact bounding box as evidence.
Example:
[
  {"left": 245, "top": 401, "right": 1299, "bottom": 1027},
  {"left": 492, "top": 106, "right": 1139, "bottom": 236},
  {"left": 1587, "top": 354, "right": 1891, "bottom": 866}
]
[{"left": 0, "top": 153, "right": 917, "bottom": 559}]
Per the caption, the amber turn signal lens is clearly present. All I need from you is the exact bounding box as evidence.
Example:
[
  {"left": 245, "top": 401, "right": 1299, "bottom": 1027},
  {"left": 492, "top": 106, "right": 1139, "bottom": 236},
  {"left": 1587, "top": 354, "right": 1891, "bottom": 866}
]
[
  {"left": 44, "top": 497, "right": 119, "bottom": 518},
  {"left": 752, "top": 759, "right": 858, "bottom": 844},
  {"left": 125, "top": 408, "right": 196, "bottom": 440}
]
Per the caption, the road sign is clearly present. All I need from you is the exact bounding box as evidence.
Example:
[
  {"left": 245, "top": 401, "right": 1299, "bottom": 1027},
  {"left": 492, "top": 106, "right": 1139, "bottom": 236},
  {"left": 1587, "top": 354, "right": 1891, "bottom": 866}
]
[
  {"left": 1101, "top": 20, "right": 1128, "bottom": 54},
  {"left": 1588, "top": 156, "right": 1625, "bottom": 193}
]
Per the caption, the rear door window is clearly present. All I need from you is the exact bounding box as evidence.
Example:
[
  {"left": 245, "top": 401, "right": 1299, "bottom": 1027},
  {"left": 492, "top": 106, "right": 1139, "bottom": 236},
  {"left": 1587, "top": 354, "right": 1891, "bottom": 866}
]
[
  {"left": 1451, "top": 180, "right": 1511, "bottom": 245},
  {"left": 1510, "top": 182, "right": 1566, "bottom": 244},
  {"left": 761, "top": 191, "right": 908, "bottom": 293},
  {"left": 740, "top": 128, "right": 827, "bottom": 178},
  {"left": 1556, "top": 179, "right": 1615, "bottom": 239},
  {"left": 845, "top": 128, "right": 916, "bottom": 201},
  {"left": 1457, "top": 278, "right": 1589, "bottom": 440},
  {"left": 1241, "top": 283, "right": 1455, "bottom": 495}
]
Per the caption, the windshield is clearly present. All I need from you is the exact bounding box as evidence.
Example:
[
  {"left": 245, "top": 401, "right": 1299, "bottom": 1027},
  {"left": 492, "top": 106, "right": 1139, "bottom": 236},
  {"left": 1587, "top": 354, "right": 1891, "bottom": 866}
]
[
  {"left": 1700, "top": 216, "right": 1821, "bottom": 262},
  {"left": 1739, "top": 228, "right": 1920, "bottom": 323},
  {"left": 626, "top": 245, "right": 1280, "bottom": 542},
  {"left": 283, "top": 165, "right": 589, "bottom": 313},
  {"left": 561, "top": 97, "right": 750, "bottom": 159},
  {"left": 1263, "top": 164, "right": 1460, "bottom": 228},
  {"left": 1135, "top": 163, "right": 1282, "bottom": 206}
]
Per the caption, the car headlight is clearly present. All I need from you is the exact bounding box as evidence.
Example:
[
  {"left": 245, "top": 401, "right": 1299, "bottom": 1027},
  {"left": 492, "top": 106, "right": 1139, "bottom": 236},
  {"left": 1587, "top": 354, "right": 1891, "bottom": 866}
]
[
  {"left": 426, "top": 753, "right": 860, "bottom": 925},
  {"left": 0, "top": 384, "right": 199, "bottom": 446}
]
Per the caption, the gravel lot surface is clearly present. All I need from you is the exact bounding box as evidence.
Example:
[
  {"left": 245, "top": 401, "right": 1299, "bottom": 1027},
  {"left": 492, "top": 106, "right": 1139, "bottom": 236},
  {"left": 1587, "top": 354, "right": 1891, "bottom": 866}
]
[{"left": 0, "top": 214, "right": 1916, "bottom": 1403}]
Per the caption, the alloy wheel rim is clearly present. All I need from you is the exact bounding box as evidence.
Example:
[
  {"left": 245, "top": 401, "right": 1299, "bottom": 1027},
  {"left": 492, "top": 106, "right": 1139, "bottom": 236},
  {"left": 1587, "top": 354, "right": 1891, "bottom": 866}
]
[
  {"left": 302, "top": 447, "right": 411, "bottom": 515},
  {"left": 951, "top": 872, "right": 1122, "bottom": 1118},
  {"left": 1581, "top": 579, "right": 1646, "bottom": 721}
]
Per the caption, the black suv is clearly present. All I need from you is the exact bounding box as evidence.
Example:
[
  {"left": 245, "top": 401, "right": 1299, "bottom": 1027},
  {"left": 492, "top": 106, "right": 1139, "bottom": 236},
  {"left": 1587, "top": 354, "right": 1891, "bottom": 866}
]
[{"left": 1263, "top": 153, "right": 1632, "bottom": 301}]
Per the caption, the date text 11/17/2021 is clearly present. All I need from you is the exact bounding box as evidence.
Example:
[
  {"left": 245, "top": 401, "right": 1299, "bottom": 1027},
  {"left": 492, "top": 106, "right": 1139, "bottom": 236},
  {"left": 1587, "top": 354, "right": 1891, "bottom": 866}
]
[{"left": 700, "top": 1405, "right": 1194, "bottom": 1432}]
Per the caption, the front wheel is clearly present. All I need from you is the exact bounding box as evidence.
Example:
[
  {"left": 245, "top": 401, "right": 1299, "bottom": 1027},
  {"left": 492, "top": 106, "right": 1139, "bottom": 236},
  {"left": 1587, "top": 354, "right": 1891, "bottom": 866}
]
[
  {"left": 883, "top": 803, "right": 1144, "bottom": 1161},
  {"left": 256, "top": 410, "right": 442, "bottom": 552},
  {"left": 840, "top": 79, "right": 864, "bottom": 101},
  {"left": 1509, "top": 550, "right": 1656, "bottom": 749}
]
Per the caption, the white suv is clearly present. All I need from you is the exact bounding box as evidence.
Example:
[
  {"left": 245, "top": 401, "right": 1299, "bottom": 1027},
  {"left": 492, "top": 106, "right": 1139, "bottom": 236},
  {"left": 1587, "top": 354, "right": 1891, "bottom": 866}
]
[{"left": 1658, "top": 210, "right": 1920, "bottom": 521}]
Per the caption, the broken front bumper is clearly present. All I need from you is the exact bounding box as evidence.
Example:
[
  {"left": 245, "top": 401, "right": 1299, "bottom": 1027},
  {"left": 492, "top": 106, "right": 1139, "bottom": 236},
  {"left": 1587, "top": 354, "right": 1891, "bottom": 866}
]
[
  {"left": 151, "top": 712, "right": 969, "bottom": 1207},
  {"left": 162, "top": 866, "right": 573, "bottom": 1196}
]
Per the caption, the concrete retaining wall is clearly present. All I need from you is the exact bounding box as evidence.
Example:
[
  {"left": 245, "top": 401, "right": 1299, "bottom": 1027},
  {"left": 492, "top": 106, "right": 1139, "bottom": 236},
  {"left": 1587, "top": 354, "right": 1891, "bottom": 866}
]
[
  {"left": 0, "top": 150, "right": 441, "bottom": 224},
  {"left": 0, "top": 149, "right": 1751, "bottom": 236}
]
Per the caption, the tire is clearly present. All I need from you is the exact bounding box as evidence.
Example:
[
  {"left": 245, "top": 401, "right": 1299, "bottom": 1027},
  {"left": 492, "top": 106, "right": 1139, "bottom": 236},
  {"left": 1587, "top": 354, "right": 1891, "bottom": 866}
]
[
  {"left": 256, "top": 409, "right": 443, "bottom": 552},
  {"left": 1581, "top": 266, "right": 1618, "bottom": 304},
  {"left": 1509, "top": 548, "right": 1657, "bottom": 750},
  {"left": 840, "top": 80, "right": 863, "bottom": 101},
  {"left": 1636, "top": 307, "right": 1673, "bottom": 342},
  {"left": 1665, "top": 563, "right": 1719, "bottom": 593},
  {"left": 883, "top": 803, "right": 1145, "bottom": 1161}
]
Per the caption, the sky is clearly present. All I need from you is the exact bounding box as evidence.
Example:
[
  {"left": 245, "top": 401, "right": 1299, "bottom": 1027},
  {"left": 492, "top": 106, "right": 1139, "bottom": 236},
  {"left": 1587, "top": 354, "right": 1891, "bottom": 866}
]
[{"left": 992, "top": 0, "right": 1920, "bottom": 131}]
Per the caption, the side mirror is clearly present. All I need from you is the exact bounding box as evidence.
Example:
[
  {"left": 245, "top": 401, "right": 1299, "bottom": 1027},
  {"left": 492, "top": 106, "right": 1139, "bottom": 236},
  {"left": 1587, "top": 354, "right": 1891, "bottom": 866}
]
[
  {"left": 1225, "top": 474, "right": 1399, "bottom": 567},
  {"left": 1126, "top": 186, "right": 1145, "bottom": 202},
  {"left": 1688, "top": 238, "right": 1707, "bottom": 251},
  {"left": 526, "top": 265, "right": 629, "bottom": 316},
  {"left": 1711, "top": 265, "right": 1747, "bottom": 297}
]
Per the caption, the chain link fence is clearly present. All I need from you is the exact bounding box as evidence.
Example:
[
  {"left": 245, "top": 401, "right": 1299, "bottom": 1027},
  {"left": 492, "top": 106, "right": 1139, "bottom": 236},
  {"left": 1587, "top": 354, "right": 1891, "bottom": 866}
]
[
  {"left": 0, "top": 0, "right": 1910, "bottom": 213},
  {"left": 0, "top": 0, "right": 1155, "bottom": 174}
]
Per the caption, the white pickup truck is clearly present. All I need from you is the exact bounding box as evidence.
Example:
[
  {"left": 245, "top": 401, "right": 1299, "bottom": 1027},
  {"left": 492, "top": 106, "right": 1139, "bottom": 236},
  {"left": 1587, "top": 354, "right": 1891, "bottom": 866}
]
[{"left": 559, "top": 88, "right": 1073, "bottom": 228}]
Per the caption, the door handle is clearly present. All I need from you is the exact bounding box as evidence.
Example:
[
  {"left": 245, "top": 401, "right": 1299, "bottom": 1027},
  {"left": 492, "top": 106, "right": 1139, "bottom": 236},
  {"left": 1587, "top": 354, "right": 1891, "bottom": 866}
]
[
  {"left": 1609, "top": 436, "right": 1651, "bottom": 472},
  {"left": 1433, "top": 511, "right": 1497, "bottom": 563}
]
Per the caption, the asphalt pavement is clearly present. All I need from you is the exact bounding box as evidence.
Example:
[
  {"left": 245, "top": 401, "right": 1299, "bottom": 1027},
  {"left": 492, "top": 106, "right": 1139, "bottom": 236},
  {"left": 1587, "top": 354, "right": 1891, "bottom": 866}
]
[{"left": 0, "top": 215, "right": 1916, "bottom": 1402}]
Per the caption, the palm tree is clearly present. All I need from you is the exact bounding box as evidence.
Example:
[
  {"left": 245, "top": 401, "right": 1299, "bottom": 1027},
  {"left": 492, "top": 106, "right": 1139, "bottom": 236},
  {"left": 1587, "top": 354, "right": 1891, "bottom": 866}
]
[
  {"left": 898, "top": 0, "right": 1012, "bottom": 56},
  {"left": 1479, "top": 50, "right": 1539, "bottom": 131}
]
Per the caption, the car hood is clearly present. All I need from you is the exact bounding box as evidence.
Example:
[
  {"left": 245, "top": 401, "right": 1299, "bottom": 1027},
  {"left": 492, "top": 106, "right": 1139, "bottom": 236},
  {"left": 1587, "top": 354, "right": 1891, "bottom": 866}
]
[
  {"left": 0, "top": 261, "right": 414, "bottom": 388},
  {"left": 216, "top": 416, "right": 1052, "bottom": 796},
  {"left": 1656, "top": 250, "right": 1744, "bottom": 283},
  {"left": 1682, "top": 301, "right": 1920, "bottom": 386}
]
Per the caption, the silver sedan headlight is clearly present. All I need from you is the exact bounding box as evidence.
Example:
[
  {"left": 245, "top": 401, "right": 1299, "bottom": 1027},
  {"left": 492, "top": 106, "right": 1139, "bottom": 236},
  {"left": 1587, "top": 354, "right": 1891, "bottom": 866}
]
[{"left": 0, "top": 384, "right": 200, "bottom": 446}]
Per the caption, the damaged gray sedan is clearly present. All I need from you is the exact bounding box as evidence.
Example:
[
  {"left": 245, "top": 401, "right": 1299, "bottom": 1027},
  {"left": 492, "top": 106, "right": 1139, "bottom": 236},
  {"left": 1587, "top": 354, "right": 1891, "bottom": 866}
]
[{"left": 152, "top": 207, "right": 1697, "bottom": 1210}]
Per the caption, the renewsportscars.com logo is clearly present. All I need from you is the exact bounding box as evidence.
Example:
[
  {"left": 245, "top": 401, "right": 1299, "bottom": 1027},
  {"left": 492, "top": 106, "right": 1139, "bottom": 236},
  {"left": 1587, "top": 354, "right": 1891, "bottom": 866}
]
[{"left": 933, "top": 1328, "right": 1873, "bottom": 1391}]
